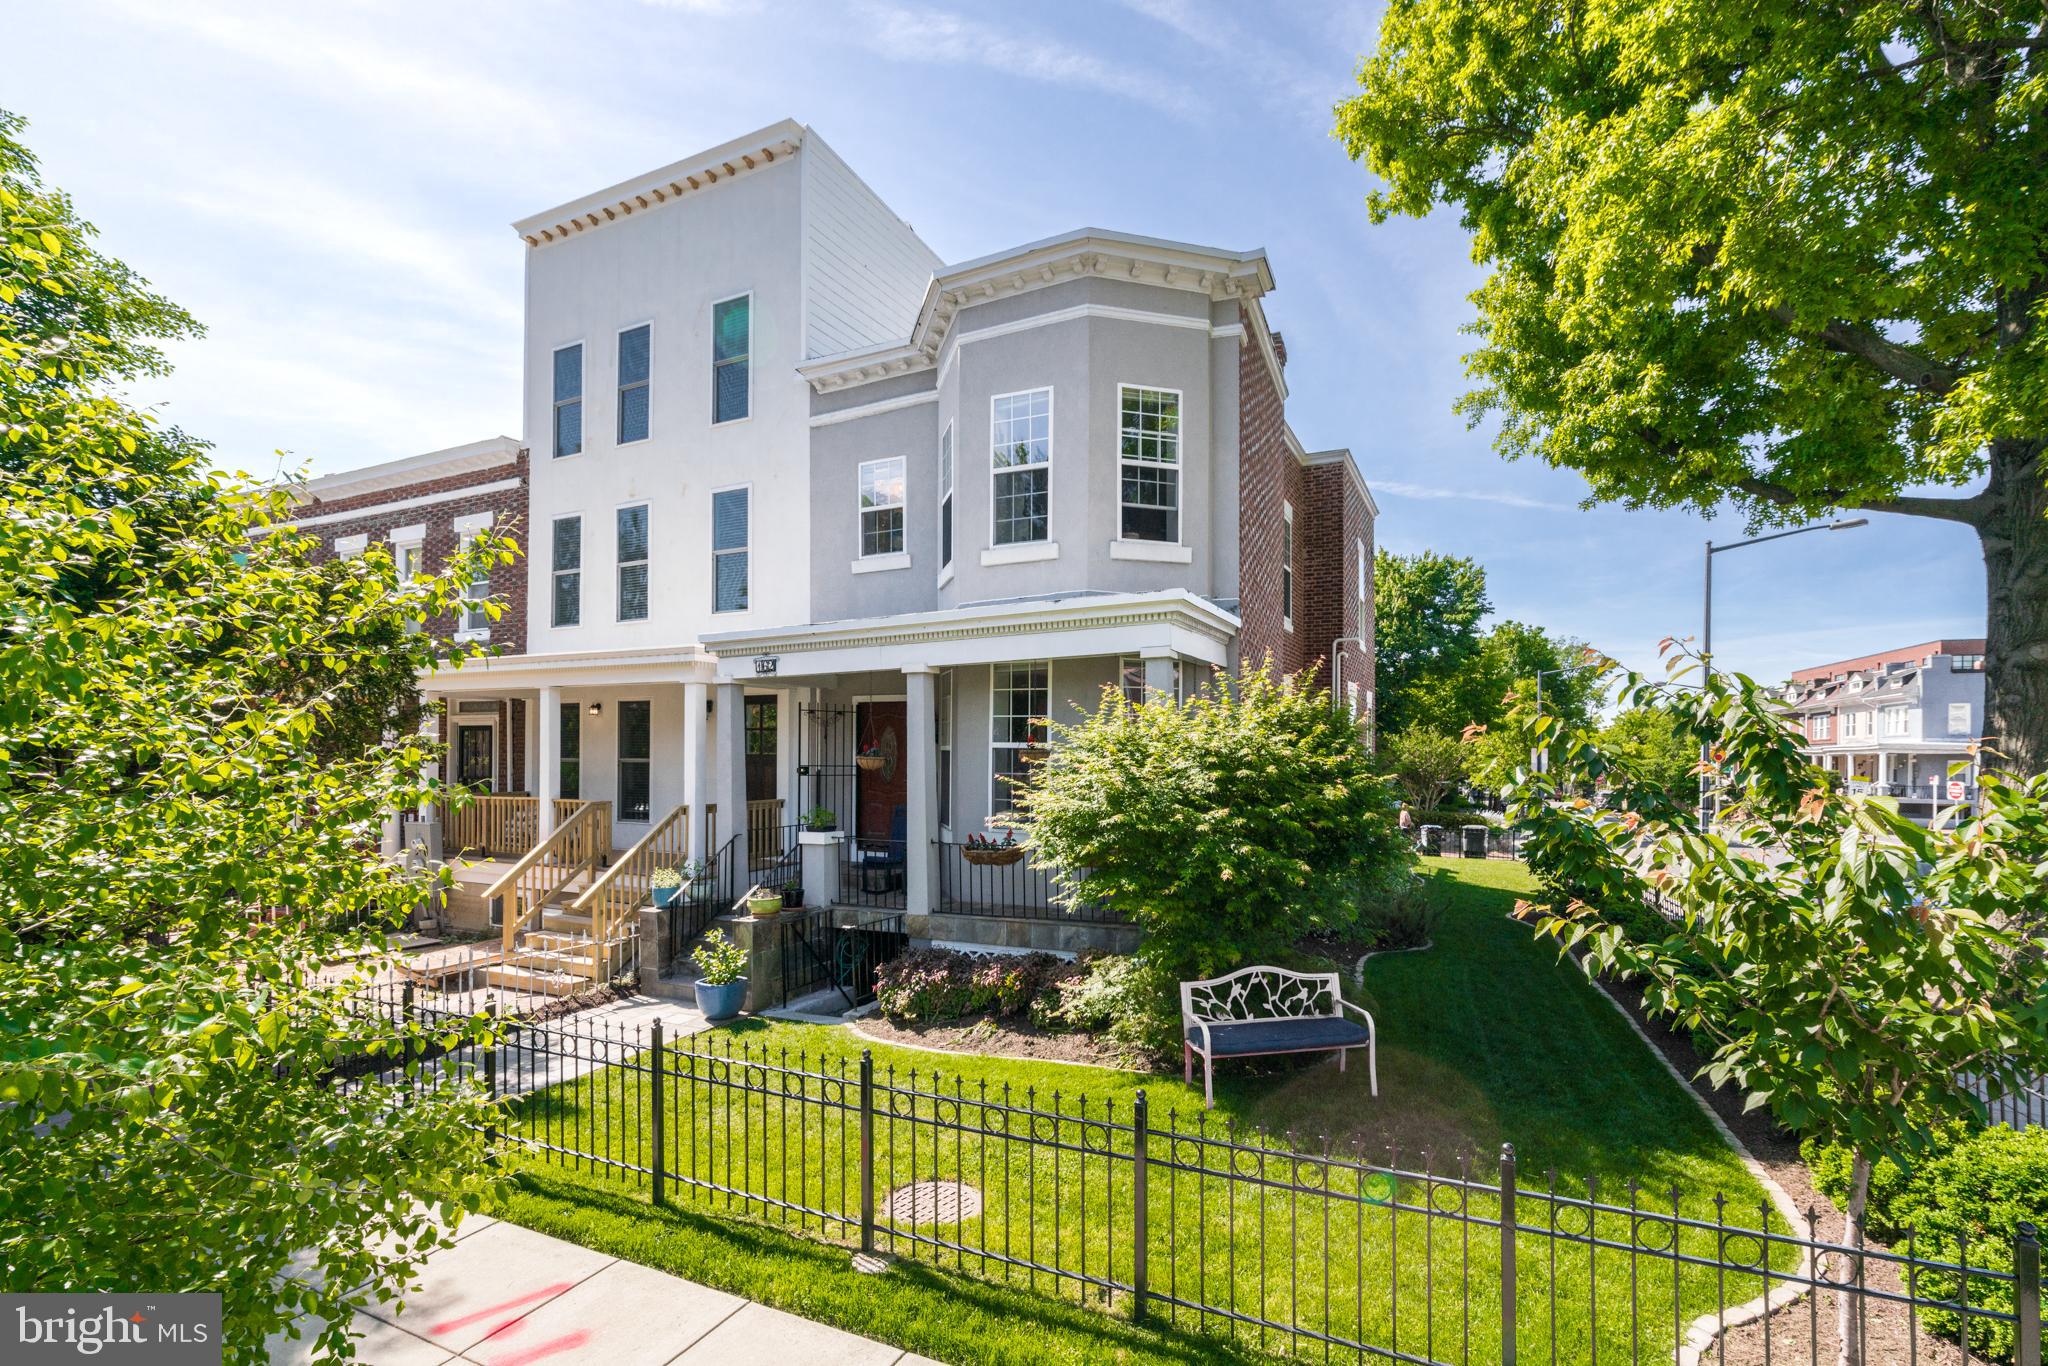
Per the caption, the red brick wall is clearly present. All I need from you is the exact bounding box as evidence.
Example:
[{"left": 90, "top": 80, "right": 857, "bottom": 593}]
[
  {"left": 299, "top": 450, "right": 530, "bottom": 654},
  {"left": 436, "top": 699, "right": 530, "bottom": 794},
  {"left": 1235, "top": 309, "right": 1307, "bottom": 678},
  {"left": 1299, "top": 462, "right": 1374, "bottom": 711}
]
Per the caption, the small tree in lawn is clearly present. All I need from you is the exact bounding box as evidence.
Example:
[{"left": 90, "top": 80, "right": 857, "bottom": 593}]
[
  {"left": 1506, "top": 645, "right": 2048, "bottom": 1366},
  {"left": 1383, "top": 726, "right": 1467, "bottom": 812},
  {"left": 1017, "top": 663, "right": 1410, "bottom": 1045},
  {"left": 0, "top": 112, "right": 516, "bottom": 1361}
]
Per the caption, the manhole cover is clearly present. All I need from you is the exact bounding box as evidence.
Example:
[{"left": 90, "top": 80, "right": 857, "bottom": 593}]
[{"left": 884, "top": 1180, "right": 982, "bottom": 1224}]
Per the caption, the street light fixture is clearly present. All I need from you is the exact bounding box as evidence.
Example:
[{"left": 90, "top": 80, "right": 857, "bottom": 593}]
[{"left": 1698, "top": 518, "right": 1869, "bottom": 826}]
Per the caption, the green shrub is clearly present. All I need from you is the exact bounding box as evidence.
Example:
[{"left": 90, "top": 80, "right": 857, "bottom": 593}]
[
  {"left": 1897, "top": 1126, "right": 2048, "bottom": 1361},
  {"left": 1029, "top": 955, "right": 1174, "bottom": 1050},
  {"left": 1021, "top": 665, "right": 1410, "bottom": 1006},
  {"left": 1358, "top": 877, "right": 1444, "bottom": 951}
]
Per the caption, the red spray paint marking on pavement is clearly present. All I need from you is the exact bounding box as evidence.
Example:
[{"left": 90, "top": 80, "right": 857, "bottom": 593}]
[
  {"left": 428, "top": 1283, "right": 575, "bottom": 1336},
  {"left": 488, "top": 1330, "right": 591, "bottom": 1366}
]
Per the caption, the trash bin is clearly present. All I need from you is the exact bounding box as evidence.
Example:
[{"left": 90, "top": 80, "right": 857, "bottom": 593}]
[
  {"left": 1461, "top": 825, "right": 1489, "bottom": 858},
  {"left": 1419, "top": 824, "right": 1443, "bottom": 855}
]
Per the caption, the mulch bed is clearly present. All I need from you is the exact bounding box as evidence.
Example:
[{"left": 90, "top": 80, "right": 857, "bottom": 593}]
[
  {"left": 854, "top": 1012, "right": 1146, "bottom": 1070},
  {"left": 1595, "top": 969, "right": 1987, "bottom": 1364}
]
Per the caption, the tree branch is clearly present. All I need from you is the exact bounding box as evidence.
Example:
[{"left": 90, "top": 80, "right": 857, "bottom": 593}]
[
  {"left": 1735, "top": 476, "right": 1989, "bottom": 527},
  {"left": 1762, "top": 305, "right": 1963, "bottom": 395}
]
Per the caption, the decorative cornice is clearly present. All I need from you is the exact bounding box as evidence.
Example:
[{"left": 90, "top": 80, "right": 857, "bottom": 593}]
[
  {"left": 291, "top": 436, "right": 524, "bottom": 507},
  {"left": 703, "top": 591, "right": 1242, "bottom": 657},
  {"left": 800, "top": 231, "right": 1273, "bottom": 393},
  {"left": 514, "top": 121, "right": 805, "bottom": 249}
]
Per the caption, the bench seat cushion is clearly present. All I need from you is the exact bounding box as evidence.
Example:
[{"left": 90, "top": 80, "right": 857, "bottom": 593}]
[{"left": 1187, "top": 1017, "right": 1371, "bottom": 1057}]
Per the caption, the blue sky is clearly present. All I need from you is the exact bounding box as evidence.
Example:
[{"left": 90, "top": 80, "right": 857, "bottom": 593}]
[{"left": 8, "top": 0, "right": 1986, "bottom": 684}]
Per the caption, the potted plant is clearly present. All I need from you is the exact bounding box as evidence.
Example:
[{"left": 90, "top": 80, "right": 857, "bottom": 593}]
[
  {"left": 680, "top": 857, "right": 712, "bottom": 898},
  {"left": 962, "top": 828, "right": 1026, "bottom": 867},
  {"left": 855, "top": 743, "right": 886, "bottom": 773},
  {"left": 746, "top": 883, "right": 784, "bottom": 917},
  {"left": 803, "top": 806, "right": 838, "bottom": 833},
  {"left": 649, "top": 865, "right": 683, "bottom": 908},
  {"left": 781, "top": 878, "right": 804, "bottom": 909},
  {"left": 690, "top": 928, "right": 747, "bottom": 1021}
]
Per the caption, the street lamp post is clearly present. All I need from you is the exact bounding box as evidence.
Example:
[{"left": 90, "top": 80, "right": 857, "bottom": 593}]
[{"left": 1698, "top": 518, "right": 1869, "bottom": 826}]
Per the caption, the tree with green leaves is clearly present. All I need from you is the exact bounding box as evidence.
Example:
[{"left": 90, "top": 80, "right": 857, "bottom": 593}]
[
  {"left": 1507, "top": 649, "right": 2048, "bottom": 1365},
  {"left": 1382, "top": 725, "right": 1468, "bottom": 811},
  {"left": 1018, "top": 666, "right": 1409, "bottom": 1045},
  {"left": 1371, "top": 548, "right": 1490, "bottom": 735},
  {"left": 1596, "top": 703, "right": 1701, "bottom": 807},
  {"left": 1339, "top": 4, "right": 2048, "bottom": 773},
  {"left": 0, "top": 111, "right": 511, "bottom": 1360}
]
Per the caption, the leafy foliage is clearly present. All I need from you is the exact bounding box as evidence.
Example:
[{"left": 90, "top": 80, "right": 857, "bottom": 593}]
[
  {"left": 1370, "top": 549, "right": 1489, "bottom": 736},
  {"left": 1336, "top": 4, "right": 2048, "bottom": 769},
  {"left": 0, "top": 111, "right": 513, "bottom": 1360},
  {"left": 1383, "top": 726, "right": 1468, "bottom": 810},
  {"left": 1595, "top": 704, "right": 1702, "bottom": 808},
  {"left": 690, "top": 928, "right": 747, "bottom": 986},
  {"left": 1018, "top": 666, "right": 1410, "bottom": 1046},
  {"left": 873, "top": 948, "right": 1079, "bottom": 1024}
]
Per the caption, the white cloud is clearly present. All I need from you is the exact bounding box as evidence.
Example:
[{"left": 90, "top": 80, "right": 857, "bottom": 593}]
[
  {"left": 851, "top": 3, "right": 1204, "bottom": 120},
  {"left": 1372, "top": 480, "right": 1582, "bottom": 513}
]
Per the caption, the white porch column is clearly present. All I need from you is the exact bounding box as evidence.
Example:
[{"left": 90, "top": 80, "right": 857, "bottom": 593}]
[
  {"left": 522, "top": 693, "right": 538, "bottom": 794},
  {"left": 776, "top": 688, "right": 801, "bottom": 820},
  {"left": 536, "top": 686, "right": 560, "bottom": 839},
  {"left": 904, "top": 666, "right": 940, "bottom": 917},
  {"left": 683, "top": 680, "right": 710, "bottom": 862},
  {"left": 1142, "top": 650, "right": 1179, "bottom": 701},
  {"left": 713, "top": 682, "right": 749, "bottom": 878}
]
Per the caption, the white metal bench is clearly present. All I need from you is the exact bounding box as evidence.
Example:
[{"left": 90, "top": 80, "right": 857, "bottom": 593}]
[{"left": 1180, "top": 965, "right": 1377, "bottom": 1107}]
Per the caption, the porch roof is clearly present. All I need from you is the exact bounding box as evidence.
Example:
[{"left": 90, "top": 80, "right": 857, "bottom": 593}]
[
  {"left": 421, "top": 641, "right": 718, "bottom": 694},
  {"left": 701, "top": 589, "right": 1240, "bottom": 682}
]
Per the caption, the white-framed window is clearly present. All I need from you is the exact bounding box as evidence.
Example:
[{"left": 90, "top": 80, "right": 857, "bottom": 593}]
[
  {"left": 550, "top": 515, "right": 581, "bottom": 628},
  {"left": 1357, "top": 537, "right": 1368, "bottom": 620},
  {"left": 333, "top": 533, "right": 367, "bottom": 559},
  {"left": 939, "top": 424, "right": 954, "bottom": 570},
  {"left": 456, "top": 528, "right": 492, "bottom": 637},
  {"left": 990, "top": 661, "right": 1049, "bottom": 816},
  {"left": 1281, "top": 501, "right": 1296, "bottom": 631},
  {"left": 859, "top": 457, "right": 906, "bottom": 558},
  {"left": 991, "top": 388, "right": 1051, "bottom": 546},
  {"left": 1882, "top": 705, "right": 1909, "bottom": 737},
  {"left": 615, "top": 504, "right": 648, "bottom": 622},
  {"left": 1951, "top": 653, "right": 1985, "bottom": 672},
  {"left": 1117, "top": 384, "right": 1180, "bottom": 542},
  {"left": 553, "top": 342, "right": 583, "bottom": 458},
  {"left": 936, "top": 669, "right": 954, "bottom": 835},
  {"left": 391, "top": 533, "right": 424, "bottom": 633},
  {"left": 558, "top": 701, "right": 580, "bottom": 800},
  {"left": 1949, "top": 701, "right": 1972, "bottom": 736},
  {"left": 617, "top": 699, "right": 651, "bottom": 821},
  {"left": 617, "top": 324, "right": 651, "bottom": 444},
  {"left": 1347, "top": 681, "right": 1360, "bottom": 718},
  {"left": 712, "top": 294, "right": 750, "bottom": 424},
  {"left": 1119, "top": 656, "right": 1145, "bottom": 706},
  {"left": 712, "top": 485, "right": 749, "bottom": 613},
  {"left": 1812, "top": 714, "right": 1832, "bottom": 740}
]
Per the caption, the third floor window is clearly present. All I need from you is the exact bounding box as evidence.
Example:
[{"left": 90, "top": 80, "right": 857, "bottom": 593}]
[
  {"left": 553, "top": 343, "right": 583, "bottom": 458},
  {"left": 617, "top": 325, "right": 650, "bottom": 443},
  {"left": 713, "top": 295, "right": 750, "bottom": 424},
  {"left": 991, "top": 388, "right": 1050, "bottom": 546},
  {"left": 1118, "top": 385, "right": 1180, "bottom": 542}
]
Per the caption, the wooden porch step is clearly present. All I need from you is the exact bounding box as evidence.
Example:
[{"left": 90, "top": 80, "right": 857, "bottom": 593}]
[
  {"left": 541, "top": 910, "right": 594, "bottom": 933},
  {"left": 484, "top": 964, "right": 587, "bottom": 997},
  {"left": 524, "top": 931, "right": 596, "bottom": 957}
]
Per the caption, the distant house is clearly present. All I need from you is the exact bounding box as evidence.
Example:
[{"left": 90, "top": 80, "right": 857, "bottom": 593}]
[{"left": 1780, "top": 639, "right": 1985, "bottom": 817}]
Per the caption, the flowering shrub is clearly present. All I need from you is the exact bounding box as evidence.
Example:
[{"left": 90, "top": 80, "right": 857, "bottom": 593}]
[{"left": 874, "top": 949, "right": 1081, "bottom": 1023}]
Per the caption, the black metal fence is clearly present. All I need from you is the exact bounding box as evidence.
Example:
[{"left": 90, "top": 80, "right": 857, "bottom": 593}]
[
  {"left": 340, "top": 992, "right": 2044, "bottom": 1366},
  {"left": 1417, "top": 824, "right": 1524, "bottom": 859},
  {"left": 775, "top": 907, "right": 909, "bottom": 1009},
  {"left": 935, "top": 840, "right": 1124, "bottom": 924}
]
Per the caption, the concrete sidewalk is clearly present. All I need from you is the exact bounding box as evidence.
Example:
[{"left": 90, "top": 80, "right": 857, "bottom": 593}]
[{"left": 267, "top": 1215, "right": 939, "bottom": 1366}]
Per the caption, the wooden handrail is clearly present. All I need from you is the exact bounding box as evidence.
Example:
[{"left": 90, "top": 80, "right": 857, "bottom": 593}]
[
  {"left": 443, "top": 794, "right": 538, "bottom": 857},
  {"left": 570, "top": 804, "right": 691, "bottom": 984},
  {"left": 488, "top": 801, "right": 607, "bottom": 959}
]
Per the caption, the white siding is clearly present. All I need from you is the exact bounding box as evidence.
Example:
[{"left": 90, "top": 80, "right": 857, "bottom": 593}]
[{"left": 801, "top": 132, "right": 941, "bottom": 360}]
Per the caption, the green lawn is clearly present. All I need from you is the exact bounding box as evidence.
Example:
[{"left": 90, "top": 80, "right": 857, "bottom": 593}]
[{"left": 489, "top": 858, "right": 1791, "bottom": 1366}]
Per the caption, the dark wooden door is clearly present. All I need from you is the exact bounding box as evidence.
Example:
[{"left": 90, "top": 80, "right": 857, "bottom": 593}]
[
  {"left": 854, "top": 700, "right": 906, "bottom": 842},
  {"left": 744, "top": 696, "right": 778, "bottom": 803},
  {"left": 455, "top": 725, "right": 493, "bottom": 789}
]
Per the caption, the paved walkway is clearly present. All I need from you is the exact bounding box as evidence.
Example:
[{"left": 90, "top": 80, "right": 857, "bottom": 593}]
[{"left": 267, "top": 1215, "right": 938, "bottom": 1366}]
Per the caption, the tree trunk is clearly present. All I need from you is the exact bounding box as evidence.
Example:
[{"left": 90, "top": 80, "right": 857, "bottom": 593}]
[
  {"left": 1980, "top": 437, "right": 2048, "bottom": 777},
  {"left": 1835, "top": 1152, "right": 1872, "bottom": 1366}
]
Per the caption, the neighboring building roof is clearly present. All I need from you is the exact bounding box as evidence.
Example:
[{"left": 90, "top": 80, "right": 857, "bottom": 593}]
[
  {"left": 1789, "top": 639, "right": 1986, "bottom": 684},
  {"left": 292, "top": 436, "right": 523, "bottom": 506}
]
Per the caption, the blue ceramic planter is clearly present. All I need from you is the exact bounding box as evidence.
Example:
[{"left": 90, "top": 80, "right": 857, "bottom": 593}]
[
  {"left": 696, "top": 977, "right": 746, "bottom": 1021},
  {"left": 652, "top": 884, "right": 679, "bottom": 909}
]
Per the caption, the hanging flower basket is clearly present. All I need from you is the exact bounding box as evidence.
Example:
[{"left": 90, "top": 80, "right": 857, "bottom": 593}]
[
  {"left": 962, "top": 845, "right": 1026, "bottom": 867},
  {"left": 856, "top": 753, "right": 886, "bottom": 772}
]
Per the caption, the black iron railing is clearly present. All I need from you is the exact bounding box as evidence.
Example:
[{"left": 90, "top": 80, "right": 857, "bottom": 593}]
[
  {"left": 775, "top": 907, "right": 908, "bottom": 1009},
  {"left": 936, "top": 840, "right": 1123, "bottom": 923},
  {"left": 338, "top": 987, "right": 2046, "bottom": 1366}
]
